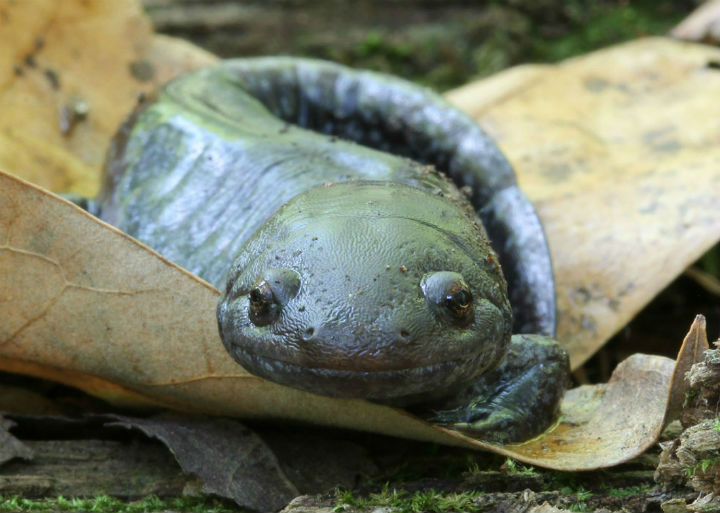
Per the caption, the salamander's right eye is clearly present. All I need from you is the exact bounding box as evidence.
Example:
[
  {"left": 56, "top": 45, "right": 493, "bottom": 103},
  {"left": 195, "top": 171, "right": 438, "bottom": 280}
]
[
  {"left": 249, "top": 280, "right": 276, "bottom": 326},
  {"left": 248, "top": 268, "right": 301, "bottom": 326}
]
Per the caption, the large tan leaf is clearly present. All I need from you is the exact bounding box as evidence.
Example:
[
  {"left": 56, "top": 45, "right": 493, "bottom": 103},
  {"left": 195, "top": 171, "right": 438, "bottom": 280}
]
[
  {"left": 0, "top": 170, "right": 681, "bottom": 470},
  {"left": 0, "top": 0, "right": 216, "bottom": 197},
  {"left": 447, "top": 37, "right": 720, "bottom": 368}
]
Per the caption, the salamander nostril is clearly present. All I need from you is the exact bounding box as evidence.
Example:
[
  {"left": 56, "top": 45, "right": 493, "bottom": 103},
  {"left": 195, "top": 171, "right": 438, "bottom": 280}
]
[
  {"left": 302, "top": 327, "right": 315, "bottom": 341},
  {"left": 399, "top": 329, "right": 410, "bottom": 339}
]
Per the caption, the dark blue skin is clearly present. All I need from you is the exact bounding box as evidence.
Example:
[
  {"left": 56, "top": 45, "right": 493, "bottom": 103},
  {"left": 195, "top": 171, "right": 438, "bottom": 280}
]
[{"left": 88, "top": 58, "right": 569, "bottom": 443}]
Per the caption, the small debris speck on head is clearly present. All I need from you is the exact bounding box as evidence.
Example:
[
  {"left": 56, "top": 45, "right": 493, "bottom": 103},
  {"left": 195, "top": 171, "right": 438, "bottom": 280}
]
[
  {"left": 59, "top": 95, "right": 90, "bottom": 136},
  {"left": 44, "top": 68, "right": 60, "bottom": 90}
]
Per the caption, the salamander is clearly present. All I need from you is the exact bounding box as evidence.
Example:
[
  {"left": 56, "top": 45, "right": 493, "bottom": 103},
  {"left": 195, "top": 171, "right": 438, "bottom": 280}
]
[{"left": 82, "top": 58, "right": 569, "bottom": 443}]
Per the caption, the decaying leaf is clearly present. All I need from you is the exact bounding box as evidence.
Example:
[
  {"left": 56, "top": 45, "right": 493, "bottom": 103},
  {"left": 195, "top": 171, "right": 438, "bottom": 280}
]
[
  {"left": 108, "top": 414, "right": 298, "bottom": 512},
  {"left": 481, "top": 315, "right": 708, "bottom": 470},
  {"left": 0, "top": 412, "right": 377, "bottom": 504},
  {"left": 0, "top": 416, "right": 33, "bottom": 466},
  {"left": 0, "top": 0, "right": 216, "bottom": 197},
  {"left": 469, "top": 353, "right": 674, "bottom": 470},
  {"left": 447, "top": 38, "right": 720, "bottom": 368},
  {"left": 257, "top": 427, "right": 378, "bottom": 494},
  {"left": 0, "top": 170, "right": 683, "bottom": 470},
  {"left": 0, "top": 169, "right": 458, "bottom": 436},
  {"left": 665, "top": 315, "right": 710, "bottom": 425}
]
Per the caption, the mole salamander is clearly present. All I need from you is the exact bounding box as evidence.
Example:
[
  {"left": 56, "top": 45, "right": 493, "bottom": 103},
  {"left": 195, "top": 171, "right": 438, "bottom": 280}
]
[{"left": 81, "top": 58, "right": 569, "bottom": 444}]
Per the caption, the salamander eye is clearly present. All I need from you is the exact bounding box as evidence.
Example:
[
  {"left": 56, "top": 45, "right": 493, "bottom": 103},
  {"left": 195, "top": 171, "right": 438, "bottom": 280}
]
[
  {"left": 444, "top": 283, "right": 473, "bottom": 316},
  {"left": 248, "top": 268, "right": 301, "bottom": 326},
  {"left": 249, "top": 280, "right": 277, "bottom": 326},
  {"left": 421, "top": 271, "right": 474, "bottom": 324}
]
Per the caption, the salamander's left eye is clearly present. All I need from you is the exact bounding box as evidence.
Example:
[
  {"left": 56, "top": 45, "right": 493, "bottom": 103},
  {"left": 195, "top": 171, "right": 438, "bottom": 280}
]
[
  {"left": 421, "top": 271, "right": 474, "bottom": 324},
  {"left": 248, "top": 268, "right": 300, "bottom": 326}
]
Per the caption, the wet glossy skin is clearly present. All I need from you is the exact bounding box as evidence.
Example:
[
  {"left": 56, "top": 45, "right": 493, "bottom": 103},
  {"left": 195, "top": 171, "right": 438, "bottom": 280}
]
[{"left": 92, "top": 58, "right": 567, "bottom": 439}]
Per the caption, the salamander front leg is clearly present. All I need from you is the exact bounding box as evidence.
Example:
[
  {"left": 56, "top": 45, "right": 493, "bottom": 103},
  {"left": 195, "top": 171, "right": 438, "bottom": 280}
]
[{"left": 427, "top": 334, "right": 570, "bottom": 444}]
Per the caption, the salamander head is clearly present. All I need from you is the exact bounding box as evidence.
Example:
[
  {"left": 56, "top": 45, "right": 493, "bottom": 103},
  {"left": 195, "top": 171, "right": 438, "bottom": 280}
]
[{"left": 217, "top": 181, "right": 512, "bottom": 405}]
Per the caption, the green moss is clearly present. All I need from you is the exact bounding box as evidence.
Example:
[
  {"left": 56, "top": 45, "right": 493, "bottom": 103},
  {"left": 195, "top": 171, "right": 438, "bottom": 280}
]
[
  {"left": 527, "top": 1, "right": 687, "bottom": 63},
  {"left": 0, "top": 495, "right": 239, "bottom": 513},
  {"left": 408, "top": 489, "right": 481, "bottom": 513},
  {"left": 502, "top": 457, "right": 538, "bottom": 476},
  {"left": 685, "top": 387, "right": 701, "bottom": 406},
  {"left": 374, "top": 448, "right": 497, "bottom": 484},
  {"left": 333, "top": 485, "right": 484, "bottom": 513},
  {"left": 685, "top": 455, "right": 720, "bottom": 477},
  {"left": 567, "top": 488, "right": 594, "bottom": 512},
  {"left": 299, "top": 1, "right": 692, "bottom": 92},
  {"left": 605, "top": 484, "right": 654, "bottom": 498}
]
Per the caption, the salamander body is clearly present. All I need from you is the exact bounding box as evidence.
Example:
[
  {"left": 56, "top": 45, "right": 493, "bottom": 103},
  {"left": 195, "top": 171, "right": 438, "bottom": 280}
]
[{"left": 91, "top": 58, "right": 567, "bottom": 442}]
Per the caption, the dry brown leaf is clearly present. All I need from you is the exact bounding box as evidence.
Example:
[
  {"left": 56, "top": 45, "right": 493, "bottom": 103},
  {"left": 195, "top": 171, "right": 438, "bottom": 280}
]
[
  {"left": 0, "top": 0, "right": 216, "bottom": 197},
  {"left": 441, "top": 64, "right": 550, "bottom": 117},
  {"left": 482, "top": 353, "right": 674, "bottom": 470},
  {"left": 447, "top": 37, "right": 720, "bottom": 368},
  {"left": 0, "top": 170, "right": 679, "bottom": 469},
  {"left": 0, "top": 169, "right": 463, "bottom": 438},
  {"left": 109, "top": 415, "right": 299, "bottom": 512},
  {"left": 665, "top": 315, "right": 710, "bottom": 424}
]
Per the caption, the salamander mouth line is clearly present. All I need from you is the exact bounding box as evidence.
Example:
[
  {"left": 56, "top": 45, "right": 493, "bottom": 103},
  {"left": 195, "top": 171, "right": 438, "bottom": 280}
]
[{"left": 235, "top": 345, "right": 493, "bottom": 375}]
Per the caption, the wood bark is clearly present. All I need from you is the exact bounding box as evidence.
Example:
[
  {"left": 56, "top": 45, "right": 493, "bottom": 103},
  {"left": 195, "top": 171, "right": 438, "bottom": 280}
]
[{"left": 0, "top": 439, "right": 192, "bottom": 498}]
